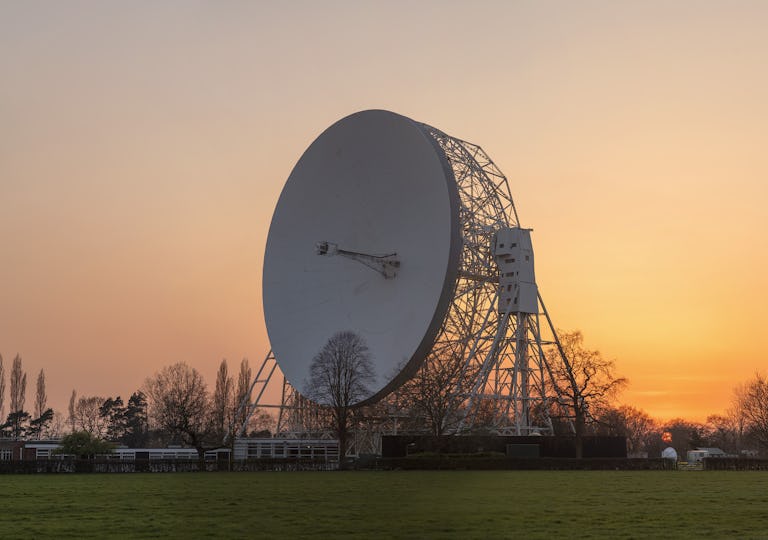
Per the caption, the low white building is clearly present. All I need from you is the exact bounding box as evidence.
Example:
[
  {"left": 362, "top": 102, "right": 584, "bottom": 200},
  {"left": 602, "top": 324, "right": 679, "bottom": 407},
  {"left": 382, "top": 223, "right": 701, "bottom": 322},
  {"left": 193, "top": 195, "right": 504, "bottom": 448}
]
[
  {"left": 233, "top": 437, "right": 339, "bottom": 462},
  {"left": 22, "top": 441, "right": 229, "bottom": 461},
  {"left": 686, "top": 447, "right": 728, "bottom": 463}
]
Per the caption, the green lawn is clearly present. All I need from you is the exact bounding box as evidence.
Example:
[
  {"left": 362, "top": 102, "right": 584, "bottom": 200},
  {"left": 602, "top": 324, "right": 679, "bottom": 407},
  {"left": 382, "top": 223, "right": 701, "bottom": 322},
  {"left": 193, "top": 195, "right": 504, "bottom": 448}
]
[{"left": 1, "top": 471, "right": 767, "bottom": 538}]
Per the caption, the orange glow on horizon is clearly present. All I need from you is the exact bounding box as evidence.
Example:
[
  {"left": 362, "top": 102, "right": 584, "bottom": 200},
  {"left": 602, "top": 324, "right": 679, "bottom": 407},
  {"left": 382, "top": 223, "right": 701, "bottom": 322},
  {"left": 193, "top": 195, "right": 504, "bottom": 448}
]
[{"left": 2, "top": 3, "right": 767, "bottom": 424}]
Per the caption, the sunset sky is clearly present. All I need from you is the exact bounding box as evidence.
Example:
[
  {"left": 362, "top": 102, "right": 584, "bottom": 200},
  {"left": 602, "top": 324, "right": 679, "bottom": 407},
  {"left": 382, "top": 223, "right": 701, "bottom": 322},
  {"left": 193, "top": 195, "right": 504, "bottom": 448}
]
[{"left": 2, "top": 1, "right": 767, "bottom": 422}]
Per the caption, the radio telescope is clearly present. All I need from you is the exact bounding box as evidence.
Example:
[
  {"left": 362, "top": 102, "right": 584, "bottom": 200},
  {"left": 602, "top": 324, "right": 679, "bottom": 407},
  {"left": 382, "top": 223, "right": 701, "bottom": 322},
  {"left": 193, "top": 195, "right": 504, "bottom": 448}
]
[{"left": 239, "top": 110, "right": 574, "bottom": 437}]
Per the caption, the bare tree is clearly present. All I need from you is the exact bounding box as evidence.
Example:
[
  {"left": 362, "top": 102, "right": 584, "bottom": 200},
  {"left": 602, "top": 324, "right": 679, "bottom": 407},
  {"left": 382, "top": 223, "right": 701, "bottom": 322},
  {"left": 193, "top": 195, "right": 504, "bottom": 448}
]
[
  {"left": 35, "top": 369, "right": 47, "bottom": 419},
  {"left": 0, "top": 354, "right": 5, "bottom": 421},
  {"left": 704, "top": 414, "right": 741, "bottom": 454},
  {"left": 305, "top": 331, "right": 376, "bottom": 464},
  {"left": 74, "top": 396, "right": 109, "bottom": 436},
  {"left": 729, "top": 381, "right": 750, "bottom": 451},
  {"left": 399, "top": 351, "right": 466, "bottom": 436},
  {"left": 246, "top": 409, "right": 276, "bottom": 437},
  {"left": 212, "top": 359, "right": 233, "bottom": 440},
  {"left": 6, "top": 354, "right": 28, "bottom": 437},
  {"left": 9, "top": 354, "right": 26, "bottom": 414},
  {"left": 597, "top": 405, "right": 657, "bottom": 457},
  {"left": 232, "top": 358, "right": 252, "bottom": 435},
  {"left": 145, "top": 362, "right": 217, "bottom": 462},
  {"left": 736, "top": 373, "right": 768, "bottom": 453},
  {"left": 68, "top": 389, "right": 77, "bottom": 433},
  {"left": 547, "top": 330, "right": 627, "bottom": 457},
  {"left": 45, "top": 411, "right": 66, "bottom": 439}
]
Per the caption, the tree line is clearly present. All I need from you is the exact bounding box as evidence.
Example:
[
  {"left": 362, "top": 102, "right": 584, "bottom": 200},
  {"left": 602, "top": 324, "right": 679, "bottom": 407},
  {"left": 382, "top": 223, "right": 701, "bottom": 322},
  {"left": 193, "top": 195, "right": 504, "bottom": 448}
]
[
  {"left": 0, "top": 354, "right": 274, "bottom": 460},
  {"left": 0, "top": 354, "right": 53, "bottom": 439},
  {"left": 3, "top": 332, "right": 768, "bottom": 461},
  {"left": 299, "top": 330, "right": 768, "bottom": 460}
]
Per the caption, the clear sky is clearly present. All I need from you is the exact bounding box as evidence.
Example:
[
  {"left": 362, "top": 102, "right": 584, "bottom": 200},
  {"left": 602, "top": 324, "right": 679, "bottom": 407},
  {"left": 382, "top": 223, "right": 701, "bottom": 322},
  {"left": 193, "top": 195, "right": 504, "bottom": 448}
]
[{"left": 2, "top": 1, "right": 766, "bottom": 422}]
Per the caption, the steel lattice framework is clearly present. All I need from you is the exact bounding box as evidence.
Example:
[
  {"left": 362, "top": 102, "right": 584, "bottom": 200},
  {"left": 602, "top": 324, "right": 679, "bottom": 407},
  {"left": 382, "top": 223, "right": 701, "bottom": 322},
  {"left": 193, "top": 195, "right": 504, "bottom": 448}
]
[{"left": 413, "top": 124, "right": 569, "bottom": 435}]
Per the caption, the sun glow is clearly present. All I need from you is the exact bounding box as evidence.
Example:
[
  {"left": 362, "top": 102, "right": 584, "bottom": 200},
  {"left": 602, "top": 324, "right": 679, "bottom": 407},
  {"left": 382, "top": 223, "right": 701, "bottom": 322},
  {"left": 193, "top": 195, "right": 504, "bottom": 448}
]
[{"left": 2, "top": 2, "right": 767, "bottom": 423}]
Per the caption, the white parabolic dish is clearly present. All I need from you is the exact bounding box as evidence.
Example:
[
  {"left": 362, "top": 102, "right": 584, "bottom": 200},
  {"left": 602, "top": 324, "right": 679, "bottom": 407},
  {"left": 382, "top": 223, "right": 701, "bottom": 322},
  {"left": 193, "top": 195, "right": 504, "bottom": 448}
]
[{"left": 263, "top": 110, "right": 461, "bottom": 405}]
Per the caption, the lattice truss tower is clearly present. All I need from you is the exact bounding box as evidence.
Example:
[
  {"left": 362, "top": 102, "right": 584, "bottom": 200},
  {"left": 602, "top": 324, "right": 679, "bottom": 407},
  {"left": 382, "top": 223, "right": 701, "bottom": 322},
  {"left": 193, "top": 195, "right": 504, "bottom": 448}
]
[{"left": 414, "top": 124, "right": 571, "bottom": 435}]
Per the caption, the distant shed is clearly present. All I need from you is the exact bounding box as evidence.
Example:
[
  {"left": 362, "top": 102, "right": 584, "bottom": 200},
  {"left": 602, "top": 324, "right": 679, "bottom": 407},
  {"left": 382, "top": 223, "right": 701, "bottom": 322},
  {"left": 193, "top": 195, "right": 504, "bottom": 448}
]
[{"left": 686, "top": 447, "right": 728, "bottom": 463}]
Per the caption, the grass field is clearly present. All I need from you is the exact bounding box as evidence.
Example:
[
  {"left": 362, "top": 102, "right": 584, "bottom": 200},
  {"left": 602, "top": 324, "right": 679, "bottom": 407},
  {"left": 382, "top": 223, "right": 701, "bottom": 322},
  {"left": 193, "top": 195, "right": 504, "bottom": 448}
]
[{"left": 2, "top": 470, "right": 768, "bottom": 538}]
